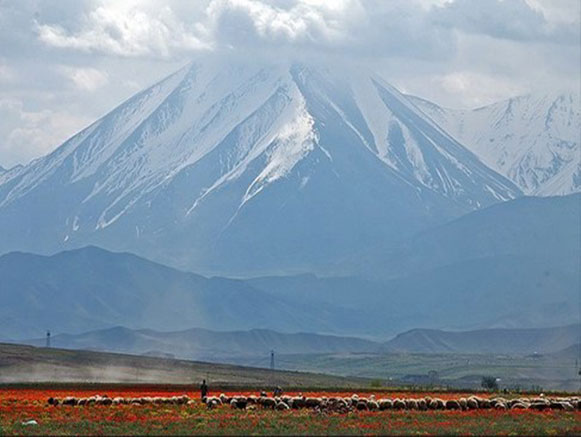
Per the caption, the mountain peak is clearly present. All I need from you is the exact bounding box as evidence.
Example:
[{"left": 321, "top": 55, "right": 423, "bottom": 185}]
[{"left": 0, "top": 58, "right": 519, "bottom": 275}]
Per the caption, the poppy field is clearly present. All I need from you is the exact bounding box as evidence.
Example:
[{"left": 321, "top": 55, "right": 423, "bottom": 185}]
[{"left": 0, "top": 386, "right": 579, "bottom": 436}]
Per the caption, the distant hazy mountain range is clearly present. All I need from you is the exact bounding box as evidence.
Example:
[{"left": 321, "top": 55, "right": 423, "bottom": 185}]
[
  {"left": 20, "top": 323, "right": 579, "bottom": 362},
  {"left": 23, "top": 326, "right": 378, "bottom": 361},
  {"left": 0, "top": 245, "right": 347, "bottom": 340},
  {"left": 340, "top": 192, "right": 579, "bottom": 279},
  {"left": 252, "top": 194, "right": 580, "bottom": 331},
  {"left": 0, "top": 193, "right": 578, "bottom": 340},
  {"left": 381, "top": 324, "right": 580, "bottom": 355}
]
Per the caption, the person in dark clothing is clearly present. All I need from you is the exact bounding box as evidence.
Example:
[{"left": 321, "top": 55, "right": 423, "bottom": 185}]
[{"left": 200, "top": 379, "right": 208, "bottom": 400}]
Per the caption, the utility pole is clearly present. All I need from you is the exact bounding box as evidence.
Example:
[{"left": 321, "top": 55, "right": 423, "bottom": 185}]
[
  {"left": 46, "top": 330, "right": 51, "bottom": 348},
  {"left": 270, "top": 350, "right": 275, "bottom": 371}
]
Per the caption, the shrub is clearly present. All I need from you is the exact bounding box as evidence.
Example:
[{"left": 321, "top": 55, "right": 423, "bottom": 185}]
[{"left": 481, "top": 376, "right": 498, "bottom": 390}]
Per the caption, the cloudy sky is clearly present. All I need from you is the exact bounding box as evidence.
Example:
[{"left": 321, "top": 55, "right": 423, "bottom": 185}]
[{"left": 0, "top": 0, "right": 579, "bottom": 169}]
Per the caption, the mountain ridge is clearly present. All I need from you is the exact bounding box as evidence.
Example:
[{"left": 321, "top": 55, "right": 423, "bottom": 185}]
[
  {"left": 0, "top": 59, "right": 519, "bottom": 276},
  {"left": 23, "top": 325, "right": 380, "bottom": 361},
  {"left": 408, "top": 92, "right": 580, "bottom": 195},
  {"left": 18, "top": 323, "right": 581, "bottom": 361},
  {"left": 0, "top": 245, "right": 360, "bottom": 340},
  {"left": 382, "top": 324, "right": 581, "bottom": 354}
]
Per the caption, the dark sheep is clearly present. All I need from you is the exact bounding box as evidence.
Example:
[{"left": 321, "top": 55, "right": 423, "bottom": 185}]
[
  {"left": 259, "top": 397, "right": 276, "bottom": 409},
  {"left": 551, "top": 402, "right": 573, "bottom": 411},
  {"left": 290, "top": 397, "right": 305, "bottom": 409},
  {"left": 305, "top": 397, "right": 321, "bottom": 408},
  {"left": 466, "top": 398, "right": 479, "bottom": 410},
  {"left": 356, "top": 401, "right": 368, "bottom": 411},
  {"left": 479, "top": 399, "right": 492, "bottom": 409},
  {"left": 530, "top": 402, "right": 549, "bottom": 411},
  {"left": 378, "top": 399, "right": 393, "bottom": 411},
  {"left": 230, "top": 398, "right": 247, "bottom": 409},
  {"left": 393, "top": 399, "right": 406, "bottom": 410},
  {"left": 445, "top": 400, "right": 461, "bottom": 410}
]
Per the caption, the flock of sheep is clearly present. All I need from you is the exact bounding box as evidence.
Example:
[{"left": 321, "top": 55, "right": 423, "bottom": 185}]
[
  {"left": 47, "top": 393, "right": 581, "bottom": 412},
  {"left": 47, "top": 395, "right": 190, "bottom": 407},
  {"left": 206, "top": 393, "right": 580, "bottom": 412}
]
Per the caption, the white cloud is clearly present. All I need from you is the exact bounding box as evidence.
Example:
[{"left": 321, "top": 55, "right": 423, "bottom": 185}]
[
  {"left": 60, "top": 67, "right": 109, "bottom": 92},
  {"left": 32, "top": 0, "right": 578, "bottom": 61},
  {"left": 0, "top": 98, "right": 92, "bottom": 168},
  {"left": 431, "top": 0, "right": 579, "bottom": 44},
  {"left": 0, "top": 64, "right": 16, "bottom": 83},
  {"left": 33, "top": 0, "right": 456, "bottom": 60},
  {"left": 37, "top": 0, "right": 211, "bottom": 58},
  {"left": 434, "top": 71, "right": 527, "bottom": 107},
  {"left": 204, "top": 0, "right": 355, "bottom": 46},
  {"left": 525, "top": 0, "right": 581, "bottom": 25}
]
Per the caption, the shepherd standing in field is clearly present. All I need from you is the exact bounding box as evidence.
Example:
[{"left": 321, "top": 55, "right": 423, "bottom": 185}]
[{"left": 200, "top": 380, "right": 208, "bottom": 400}]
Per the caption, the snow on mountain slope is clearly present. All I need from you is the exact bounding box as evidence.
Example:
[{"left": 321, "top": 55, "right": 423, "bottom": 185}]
[
  {"left": 0, "top": 59, "right": 519, "bottom": 275},
  {"left": 409, "top": 93, "right": 580, "bottom": 195}
]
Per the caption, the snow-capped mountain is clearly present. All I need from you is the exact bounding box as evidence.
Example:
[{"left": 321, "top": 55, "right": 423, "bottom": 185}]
[
  {"left": 0, "top": 59, "right": 518, "bottom": 275},
  {"left": 410, "top": 93, "right": 580, "bottom": 195}
]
